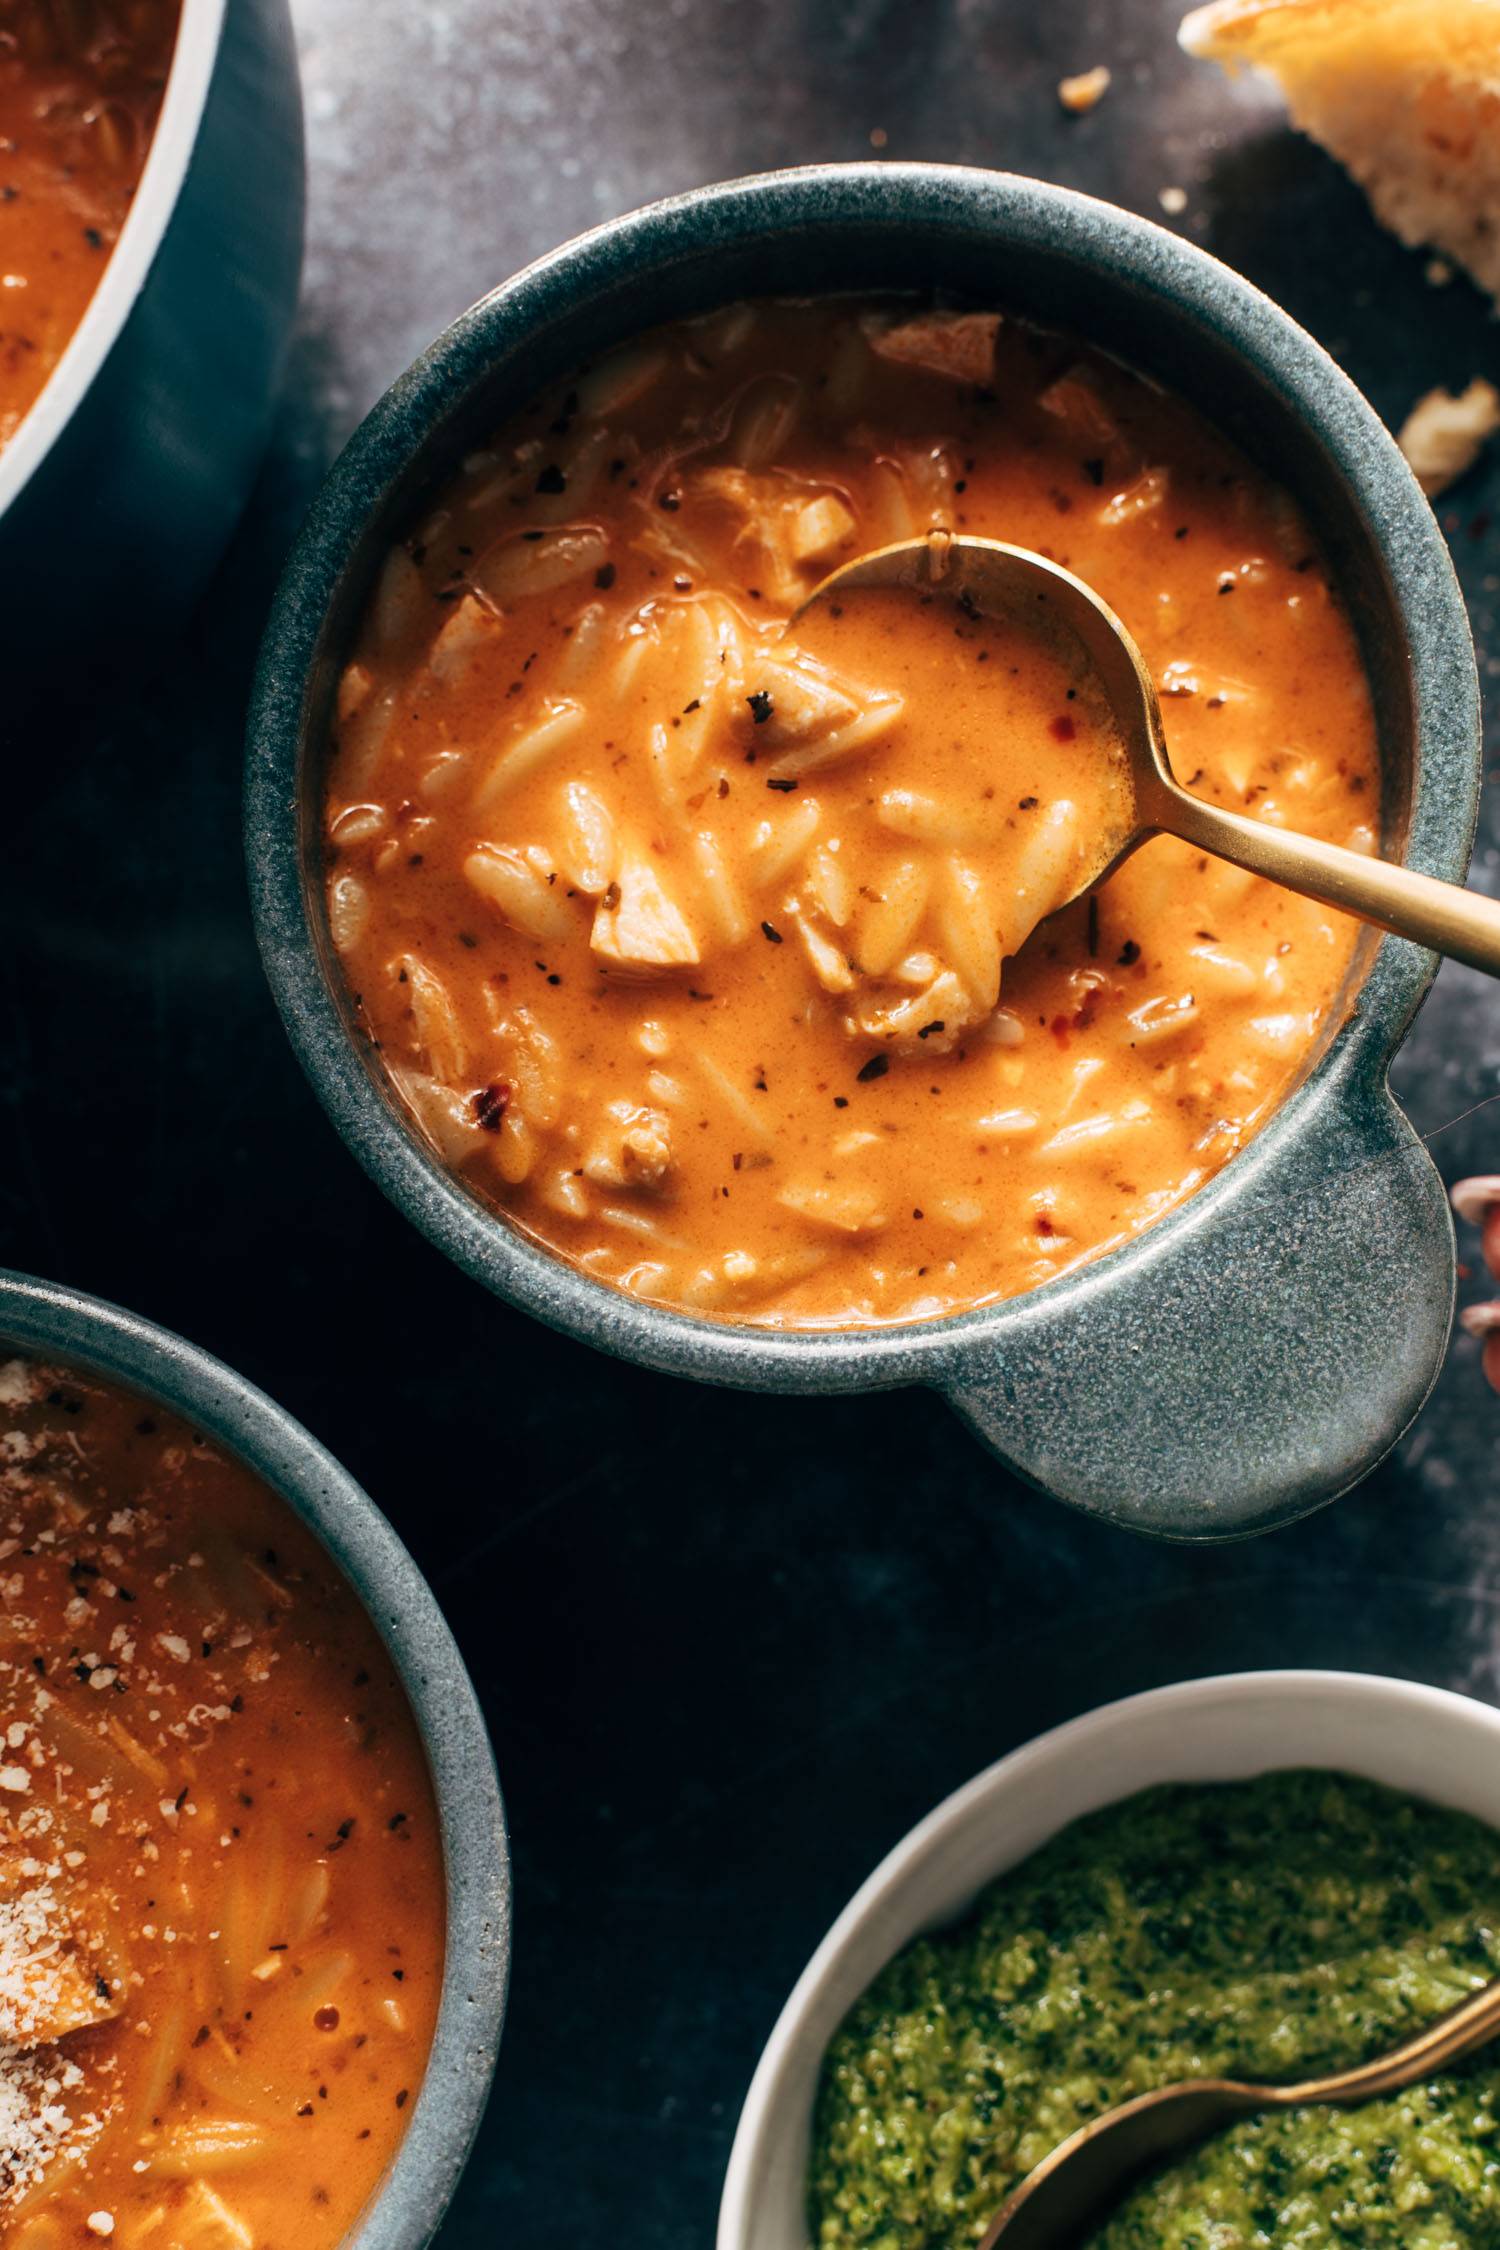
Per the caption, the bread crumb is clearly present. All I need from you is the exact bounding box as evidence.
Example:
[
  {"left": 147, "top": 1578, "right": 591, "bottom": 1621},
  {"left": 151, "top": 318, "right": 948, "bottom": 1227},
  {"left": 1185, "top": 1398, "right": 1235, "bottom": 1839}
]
[
  {"left": 1058, "top": 66, "right": 1111, "bottom": 113},
  {"left": 1159, "top": 185, "right": 1189, "bottom": 215},
  {"left": 1398, "top": 379, "right": 1500, "bottom": 498}
]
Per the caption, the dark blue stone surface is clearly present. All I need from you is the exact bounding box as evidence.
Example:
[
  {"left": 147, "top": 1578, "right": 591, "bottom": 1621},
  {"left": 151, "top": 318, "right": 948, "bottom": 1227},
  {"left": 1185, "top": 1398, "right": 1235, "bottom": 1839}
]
[{"left": 2, "top": 3, "right": 1498, "bottom": 2244}]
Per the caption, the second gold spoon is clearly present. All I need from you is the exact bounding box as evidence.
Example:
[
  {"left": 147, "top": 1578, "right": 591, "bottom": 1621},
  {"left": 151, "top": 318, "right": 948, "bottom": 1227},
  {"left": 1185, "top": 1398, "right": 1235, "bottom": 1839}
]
[
  {"left": 794, "top": 534, "right": 1500, "bottom": 978},
  {"left": 976, "top": 1971, "right": 1500, "bottom": 2248}
]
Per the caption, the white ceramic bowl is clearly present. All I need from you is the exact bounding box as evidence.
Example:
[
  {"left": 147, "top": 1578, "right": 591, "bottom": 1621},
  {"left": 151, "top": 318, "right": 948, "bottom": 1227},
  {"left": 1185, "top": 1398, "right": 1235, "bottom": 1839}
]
[{"left": 718, "top": 1669, "right": 1500, "bottom": 2250}]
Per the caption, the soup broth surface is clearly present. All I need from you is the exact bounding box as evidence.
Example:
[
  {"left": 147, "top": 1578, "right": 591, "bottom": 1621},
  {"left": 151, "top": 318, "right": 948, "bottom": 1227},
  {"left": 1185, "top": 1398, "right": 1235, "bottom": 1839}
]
[
  {"left": 0, "top": 1355, "right": 444, "bottom": 2246},
  {"left": 325, "top": 297, "right": 1380, "bottom": 1328}
]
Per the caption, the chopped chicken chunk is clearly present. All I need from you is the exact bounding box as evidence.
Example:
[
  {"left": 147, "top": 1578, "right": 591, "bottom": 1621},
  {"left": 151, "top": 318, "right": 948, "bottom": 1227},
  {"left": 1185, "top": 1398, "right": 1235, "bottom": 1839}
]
[
  {"left": 866, "top": 311, "right": 1002, "bottom": 387},
  {"left": 591, "top": 853, "right": 700, "bottom": 973},
  {"left": 583, "top": 1100, "right": 674, "bottom": 1189},
  {"left": 171, "top": 2180, "right": 255, "bottom": 2249}
]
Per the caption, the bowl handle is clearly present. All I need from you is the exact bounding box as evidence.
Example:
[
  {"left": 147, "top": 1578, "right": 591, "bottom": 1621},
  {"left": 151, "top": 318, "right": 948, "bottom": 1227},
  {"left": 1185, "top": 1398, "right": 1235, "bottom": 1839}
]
[{"left": 941, "top": 1079, "right": 1453, "bottom": 1539}]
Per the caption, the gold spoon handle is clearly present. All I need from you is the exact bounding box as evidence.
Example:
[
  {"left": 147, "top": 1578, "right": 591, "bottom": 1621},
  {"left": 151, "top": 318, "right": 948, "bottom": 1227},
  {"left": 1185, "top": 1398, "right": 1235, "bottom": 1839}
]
[
  {"left": 1154, "top": 779, "right": 1500, "bottom": 979},
  {"left": 1275, "top": 1977, "right": 1500, "bottom": 2108}
]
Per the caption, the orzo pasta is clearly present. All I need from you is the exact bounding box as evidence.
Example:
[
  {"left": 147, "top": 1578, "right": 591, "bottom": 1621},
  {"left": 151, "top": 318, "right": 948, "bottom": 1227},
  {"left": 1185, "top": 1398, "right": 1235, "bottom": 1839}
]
[
  {"left": 0, "top": 1355, "right": 443, "bottom": 2243},
  {"left": 0, "top": 0, "right": 180, "bottom": 449},
  {"left": 324, "top": 296, "right": 1380, "bottom": 1328}
]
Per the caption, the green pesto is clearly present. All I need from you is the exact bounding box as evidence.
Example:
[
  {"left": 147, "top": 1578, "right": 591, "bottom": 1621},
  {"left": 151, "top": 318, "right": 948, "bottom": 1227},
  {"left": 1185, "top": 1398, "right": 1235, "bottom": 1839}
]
[{"left": 808, "top": 1772, "right": 1500, "bottom": 2249}]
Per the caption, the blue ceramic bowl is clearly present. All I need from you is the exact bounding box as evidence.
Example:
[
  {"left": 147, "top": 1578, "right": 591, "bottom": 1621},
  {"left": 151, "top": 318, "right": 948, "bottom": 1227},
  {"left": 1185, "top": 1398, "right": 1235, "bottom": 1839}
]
[
  {"left": 245, "top": 162, "right": 1480, "bottom": 1542},
  {"left": 0, "top": 0, "right": 304, "bottom": 670},
  {"left": 0, "top": 1270, "right": 509, "bottom": 2250}
]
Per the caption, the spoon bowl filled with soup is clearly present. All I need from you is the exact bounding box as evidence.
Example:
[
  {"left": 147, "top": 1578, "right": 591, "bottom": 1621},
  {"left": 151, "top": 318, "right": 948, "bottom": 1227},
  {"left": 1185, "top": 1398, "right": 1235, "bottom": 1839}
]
[{"left": 247, "top": 163, "right": 1479, "bottom": 1538}]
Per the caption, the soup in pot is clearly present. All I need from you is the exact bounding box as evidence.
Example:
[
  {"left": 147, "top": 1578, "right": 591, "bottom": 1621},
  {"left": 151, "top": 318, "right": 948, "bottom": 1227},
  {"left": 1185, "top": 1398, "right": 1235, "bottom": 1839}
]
[
  {"left": 0, "top": 1353, "right": 445, "bottom": 2245},
  {"left": 0, "top": 0, "right": 180, "bottom": 450},
  {"left": 324, "top": 298, "right": 1380, "bottom": 1329}
]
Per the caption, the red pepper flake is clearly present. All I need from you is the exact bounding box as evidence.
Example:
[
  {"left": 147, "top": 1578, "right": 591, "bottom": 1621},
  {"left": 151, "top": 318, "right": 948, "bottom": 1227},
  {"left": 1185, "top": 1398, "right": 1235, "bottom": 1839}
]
[
  {"left": 916, "top": 1020, "right": 945, "bottom": 1039},
  {"left": 1050, "top": 1015, "right": 1072, "bottom": 1048},
  {"left": 594, "top": 562, "right": 616, "bottom": 589},
  {"left": 761, "top": 921, "right": 783, "bottom": 943},
  {"left": 767, "top": 776, "right": 799, "bottom": 792},
  {"left": 472, "top": 1082, "right": 511, "bottom": 1132},
  {"left": 746, "top": 690, "right": 774, "bottom": 724},
  {"left": 659, "top": 490, "right": 682, "bottom": 512},
  {"left": 314, "top": 2005, "right": 341, "bottom": 2031},
  {"left": 1018, "top": 795, "right": 1038, "bottom": 810},
  {"left": 1118, "top": 938, "right": 1140, "bottom": 966},
  {"left": 1050, "top": 714, "right": 1075, "bottom": 742},
  {"left": 856, "top": 1054, "right": 889, "bottom": 1083},
  {"left": 1035, "top": 1213, "right": 1055, "bottom": 1236},
  {"left": 534, "top": 464, "right": 566, "bottom": 493}
]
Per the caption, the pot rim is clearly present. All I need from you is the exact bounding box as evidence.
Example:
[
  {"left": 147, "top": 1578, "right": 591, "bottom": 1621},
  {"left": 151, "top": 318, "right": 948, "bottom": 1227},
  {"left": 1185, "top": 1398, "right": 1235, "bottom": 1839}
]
[
  {"left": 716, "top": 1666, "right": 1500, "bottom": 2250},
  {"left": 245, "top": 160, "right": 1480, "bottom": 1393},
  {"left": 0, "top": 1268, "right": 510, "bottom": 2250},
  {"left": 0, "top": 0, "right": 229, "bottom": 522}
]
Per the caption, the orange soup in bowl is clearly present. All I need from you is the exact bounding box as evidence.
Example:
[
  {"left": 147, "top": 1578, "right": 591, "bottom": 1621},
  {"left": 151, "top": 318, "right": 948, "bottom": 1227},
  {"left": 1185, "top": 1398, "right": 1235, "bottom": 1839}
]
[
  {"left": 323, "top": 298, "right": 1379, "bottom": 1329},
  {"left": 0, "top": 1354, "right": 444, "bottom": 2244},
  {"left": 0, "top": 0, "right": 180, "bottom": 450}
]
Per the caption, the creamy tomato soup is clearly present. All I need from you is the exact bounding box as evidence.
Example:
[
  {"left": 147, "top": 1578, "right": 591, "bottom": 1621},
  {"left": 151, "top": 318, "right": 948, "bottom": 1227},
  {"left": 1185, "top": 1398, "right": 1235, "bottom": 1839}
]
[
  {"left": 324, "top": 298, "right": 1380, "bottom": 1329},
  {"left": 0, "top": 1356, "right": 444, "bottom": 2245},
  {"left": 0, "top": 0, "right": 179, "bottom": 449}
]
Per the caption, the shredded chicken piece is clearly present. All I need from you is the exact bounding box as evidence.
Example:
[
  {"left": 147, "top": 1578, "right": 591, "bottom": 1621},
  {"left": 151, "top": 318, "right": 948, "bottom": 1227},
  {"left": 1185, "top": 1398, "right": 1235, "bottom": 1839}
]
[
  {"left": 591, "top": 853, "right": 700, "bottom": 973},
  {"left": 866, "top": 311, "right": 1002, "bottom": 386},
  {"left": 583, "top": 1101, "right": 674, "bottom": 1188}
]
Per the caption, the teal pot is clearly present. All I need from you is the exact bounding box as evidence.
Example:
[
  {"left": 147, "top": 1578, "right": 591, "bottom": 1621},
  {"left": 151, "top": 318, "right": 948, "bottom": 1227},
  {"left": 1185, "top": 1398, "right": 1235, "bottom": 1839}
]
[
  {"left": 0, "top": 1269, "right": 509, "bottom": 2249},
  {"left": 245, "top": 163, "right": 1480, "bottom": 1541}
]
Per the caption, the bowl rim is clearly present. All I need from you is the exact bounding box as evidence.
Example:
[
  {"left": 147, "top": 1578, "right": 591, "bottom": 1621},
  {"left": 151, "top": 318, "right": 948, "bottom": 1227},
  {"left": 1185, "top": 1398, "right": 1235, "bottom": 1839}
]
[
  {"left": 245, "top": 160, "right": 1480, "bottom": 1392},
  {"left": 0, "top": 0, "right": 227, "bottom": 521},
  {"left": 716, "top": 1666, "right": 1500, "bottom": 2250},
  {"left": 0, "top": 1267, "right": 510, "bottom": 2250}
]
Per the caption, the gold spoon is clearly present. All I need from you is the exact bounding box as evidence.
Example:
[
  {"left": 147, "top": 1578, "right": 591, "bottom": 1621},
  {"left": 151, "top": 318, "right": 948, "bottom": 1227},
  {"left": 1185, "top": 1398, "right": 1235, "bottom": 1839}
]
[
  {"left": 793, "top": 534, "right": 1500, "bottom": 977},
  {"left": 973, "top": 1973, "right": 1500, "bottom": 2249}
]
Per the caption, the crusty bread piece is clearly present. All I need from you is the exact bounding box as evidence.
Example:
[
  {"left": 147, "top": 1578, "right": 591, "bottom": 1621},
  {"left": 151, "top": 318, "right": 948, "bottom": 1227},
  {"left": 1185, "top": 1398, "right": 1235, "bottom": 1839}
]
[
  {"left": 1398, "top": 377, "right": 1500, "bottom": 494},
  {"left": 1180, "top": 0, "right": 1500, "bottom": 301}
]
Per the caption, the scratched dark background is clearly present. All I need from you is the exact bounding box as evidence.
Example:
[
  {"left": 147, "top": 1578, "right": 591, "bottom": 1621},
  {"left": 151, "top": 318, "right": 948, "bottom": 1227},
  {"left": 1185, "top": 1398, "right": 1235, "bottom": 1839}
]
[{"left": 4, "top": 2, "right": 1500, "bottom": 2244}]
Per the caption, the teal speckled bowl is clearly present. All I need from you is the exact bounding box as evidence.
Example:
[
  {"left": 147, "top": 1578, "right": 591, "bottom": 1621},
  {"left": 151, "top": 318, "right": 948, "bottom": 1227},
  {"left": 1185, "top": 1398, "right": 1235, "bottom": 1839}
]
[
  {"left": 0, "top": 1270, "right": 509, "bottom": 2250},
  {"left": 245, "top": 163, "right": 1480, "bottom": 1542}
]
